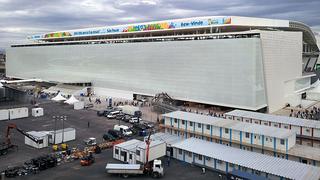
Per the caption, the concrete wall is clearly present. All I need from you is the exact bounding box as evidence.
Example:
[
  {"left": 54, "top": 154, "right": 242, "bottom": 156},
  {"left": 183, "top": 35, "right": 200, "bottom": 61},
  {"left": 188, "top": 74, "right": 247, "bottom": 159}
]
[{"left": 260, "top": 31, "right": 303, "bottom": 112}]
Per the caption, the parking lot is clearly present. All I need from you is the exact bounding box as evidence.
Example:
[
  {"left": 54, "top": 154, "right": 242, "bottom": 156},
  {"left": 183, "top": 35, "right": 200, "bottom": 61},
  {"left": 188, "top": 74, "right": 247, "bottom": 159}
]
[{"left": 0, "top": 100, "right": 224, "bottom": 179}]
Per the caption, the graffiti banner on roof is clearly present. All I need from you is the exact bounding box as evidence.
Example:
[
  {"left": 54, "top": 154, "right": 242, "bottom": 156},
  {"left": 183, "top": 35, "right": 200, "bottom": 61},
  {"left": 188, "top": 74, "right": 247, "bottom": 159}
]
[{"left": 29, "top": 17, "right": 232, "bottom": 40}]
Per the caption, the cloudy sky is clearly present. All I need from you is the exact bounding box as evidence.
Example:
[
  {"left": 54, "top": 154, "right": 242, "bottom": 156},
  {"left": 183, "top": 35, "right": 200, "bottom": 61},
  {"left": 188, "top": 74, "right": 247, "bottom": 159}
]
[{"left": 0, "top": 0, "right": 319, "bottom": 49}]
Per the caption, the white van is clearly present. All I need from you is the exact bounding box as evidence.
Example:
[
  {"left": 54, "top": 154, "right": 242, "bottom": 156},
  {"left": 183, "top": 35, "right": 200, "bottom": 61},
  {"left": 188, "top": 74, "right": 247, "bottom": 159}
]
[
  {"left": 107, "top": 111, "right": 121, "bottom": 119},
  {"left": 114, "top": 125, "right": 133, "bottom": 136}
]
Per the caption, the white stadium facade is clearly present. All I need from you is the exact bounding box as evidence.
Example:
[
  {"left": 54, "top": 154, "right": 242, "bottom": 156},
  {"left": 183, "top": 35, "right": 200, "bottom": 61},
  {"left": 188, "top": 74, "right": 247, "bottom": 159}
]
[{"left": 6, "top": 16, "right": 320, "bottom": 112}]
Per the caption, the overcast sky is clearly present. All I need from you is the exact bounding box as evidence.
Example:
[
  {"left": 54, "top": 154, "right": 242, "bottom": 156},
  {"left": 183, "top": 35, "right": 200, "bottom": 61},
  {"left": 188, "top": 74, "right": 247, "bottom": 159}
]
[{"left": 0, "top": 0, "right": 319, "bottom": 49}]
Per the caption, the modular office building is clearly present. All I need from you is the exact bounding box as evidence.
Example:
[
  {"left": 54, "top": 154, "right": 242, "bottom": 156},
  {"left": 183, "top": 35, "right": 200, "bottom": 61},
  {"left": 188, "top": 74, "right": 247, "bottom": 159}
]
[
  {"left": 7, "top": 16, "right": 319, "bottom": 112},
  {"left": 172, "top": 138, "right": 320, "bottom": 180},
  {"left": 225, "top": 109, "right": 320, "bottom": 147},
  {"left": 161, "top": 111, "right": 320, "bottom": 166}
]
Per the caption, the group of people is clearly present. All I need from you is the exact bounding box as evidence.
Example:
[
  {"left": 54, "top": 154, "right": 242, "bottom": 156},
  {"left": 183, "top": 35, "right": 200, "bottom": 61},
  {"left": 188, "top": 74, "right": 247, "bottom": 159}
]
[
  {"left": 289, "top": 106, "right": 320, "bottom": 120},
  {"left": 181, "top": 108, "right": 225, "bottom": 118}
]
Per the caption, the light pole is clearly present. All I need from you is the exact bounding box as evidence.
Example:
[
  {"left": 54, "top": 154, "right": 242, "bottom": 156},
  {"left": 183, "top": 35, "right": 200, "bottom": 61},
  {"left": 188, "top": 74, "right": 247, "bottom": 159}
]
[
  {"left": 53, "top": 116, "right": 57, "bottom": 145},
  {"left": 62, "top": 115, "right": 67, "bottom": 143}
]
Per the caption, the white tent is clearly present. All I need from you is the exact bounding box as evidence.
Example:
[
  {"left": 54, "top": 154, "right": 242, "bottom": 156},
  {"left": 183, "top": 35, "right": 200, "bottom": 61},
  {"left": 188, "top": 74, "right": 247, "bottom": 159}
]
[
  {"left": 64, "top": 95, "right": 79, "bottom": 105},
  {"left": 52, "top": 93, "right": 67, "bottom": 101}
]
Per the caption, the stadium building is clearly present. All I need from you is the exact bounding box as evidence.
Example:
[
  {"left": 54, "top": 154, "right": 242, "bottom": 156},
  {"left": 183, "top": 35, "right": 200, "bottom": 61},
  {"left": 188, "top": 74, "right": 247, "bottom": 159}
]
[{"left": 6, "top": 16, "right": 320, "bottom": 112}]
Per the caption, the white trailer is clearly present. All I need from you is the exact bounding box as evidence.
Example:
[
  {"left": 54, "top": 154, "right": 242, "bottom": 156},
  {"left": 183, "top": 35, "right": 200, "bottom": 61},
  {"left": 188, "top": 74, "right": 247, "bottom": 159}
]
[
  {"left": 48, "top": 128, "right": 76, "bottom": 144},
  {"left": 105, "top": 159, "right": 164, "bottom": 178},
  {"left": 113, "top": 139, "right": 142, "bottom": 164},
  {"left": 136, "top": 140, "right": 166, "bottom": 164},
  {"left": 24, "top": 131, "right": 48, "bottom": 149},
  {"left": 9, "top": 107, "right": 28, "bottom": 120},
  {"left": 120, "top": 105, "right": 142, "bottom": 117},
  {"left": 0, "top": 109, "right": 9, "bottom": 121},
  {"left": 32, "top": 108, "right": 44, "bottom": 117}
]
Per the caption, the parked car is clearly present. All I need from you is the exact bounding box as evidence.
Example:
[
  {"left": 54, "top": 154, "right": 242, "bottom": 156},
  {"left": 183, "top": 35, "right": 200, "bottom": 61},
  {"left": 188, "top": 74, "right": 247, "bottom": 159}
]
[
  {"left": 107, "top": 129, "right": 123, "bottom": 139},
  {"left": 97, "top": 110, "right": 105, "bottom": 116},
  {"left": 131, "top": 123, "right": 148, "bottom": 136},
  {"left": 129, "top": 117, "right": 142, "bottom": 124},
  {"left": 103, "top": 133, "right": 116, "bottom": 141},
  {"left": 84, "top": 103, "right": 94, "bottom": 109},
  {"left": 121, "top": 115, "right": 132, "bottom": 122},
  {"left": 84, "top": 137, "right": 97, "bottom": 146},
  {"left": 140, "top": 120, "right": 155, "bottom": 129},
  {"left": 107, "top": 111, "right": 121, "bottom": 119},
  {"left": 115, "top": 113, "right": 125, "bottom": 120}
]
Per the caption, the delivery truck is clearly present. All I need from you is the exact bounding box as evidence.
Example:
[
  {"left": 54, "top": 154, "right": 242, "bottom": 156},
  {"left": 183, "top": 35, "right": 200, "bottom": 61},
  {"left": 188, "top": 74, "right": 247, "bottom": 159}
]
[{"left": 120, "top": 105, "right": 142, "bottom": 117}]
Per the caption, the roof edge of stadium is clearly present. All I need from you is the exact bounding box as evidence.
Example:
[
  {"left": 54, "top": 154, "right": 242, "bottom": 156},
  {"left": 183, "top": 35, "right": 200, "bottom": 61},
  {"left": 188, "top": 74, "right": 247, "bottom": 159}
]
[{"left": 27, "top": 16, "right": 290, "bottom": 40}]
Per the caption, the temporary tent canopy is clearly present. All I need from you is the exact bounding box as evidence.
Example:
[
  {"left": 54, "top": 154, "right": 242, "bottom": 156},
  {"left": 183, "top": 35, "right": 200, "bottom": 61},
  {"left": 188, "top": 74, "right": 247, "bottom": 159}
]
[
  {"left": 52, "top": 93, "right": 67, "bottom": 101},
  {"left": 64, "top": 95, "right": 79, "bottom": 105}
]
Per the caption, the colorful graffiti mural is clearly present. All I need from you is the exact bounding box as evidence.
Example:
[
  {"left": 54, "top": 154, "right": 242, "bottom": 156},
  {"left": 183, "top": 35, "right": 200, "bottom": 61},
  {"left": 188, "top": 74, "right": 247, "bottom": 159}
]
[
  {"left": 44, "top": 32, "right": 72, "bottom": 38},
  {"left": 31, "top": 16, "right": 233, "bottom": 40}
]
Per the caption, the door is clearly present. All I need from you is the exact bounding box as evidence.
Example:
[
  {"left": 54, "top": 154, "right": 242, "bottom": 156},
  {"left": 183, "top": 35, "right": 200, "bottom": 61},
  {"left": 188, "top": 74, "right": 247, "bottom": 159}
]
[{"left": 123, "top": 151, "right": 127, "bottom": 162}]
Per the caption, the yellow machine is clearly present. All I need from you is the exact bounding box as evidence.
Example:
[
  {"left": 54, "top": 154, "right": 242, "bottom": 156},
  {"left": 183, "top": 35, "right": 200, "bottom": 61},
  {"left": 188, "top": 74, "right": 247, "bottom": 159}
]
[{"left": 52, "top": 144, "right": 58, "bottom": 151}]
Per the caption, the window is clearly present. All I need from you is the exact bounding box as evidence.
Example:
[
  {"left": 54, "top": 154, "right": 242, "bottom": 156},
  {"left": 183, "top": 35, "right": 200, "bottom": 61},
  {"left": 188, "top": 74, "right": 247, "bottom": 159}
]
[
  {"left": 245, "top": 120, "right": 250, "bottom": 123},
  {"left": 225, "top": 129, "right": 229, "bottom": 134},
  {"left": 182, "top": 120, "right": 185, "bottom": 125},
  {"left": 120, "top": 151, "right": 126, "bottom": 156},
  {"left": 188, "top": 152, "right": 192, "bottom": 157},
  {"left": 266, "top": 137, "right": 269, "bottom": 142},
  {"left": 217, "top": 160, "right": 222, "bottom": 164},
  {"left": 198, "top": 155, "right": 202, "bottom": 161},
  {"left": 280, "top": 139, "right": 285, "bottom": 145},
  {"left": 190, "top": 122, "right": 193, "bottom": 126},
  {"left": 274, "top": 124, "right": 278, "bottom": 127},
  {"left": 264, "top": 122, "right": 269, "bottom": 126},
  {"left": 136, "top": 150, "right": 140, "bottom": 156},
  {"left": 198, "top": 123, "right": 201, "bottom": 128},
  {"left": 178, "top": 149, "right": 182, "bottom": 155},
  {"left": 206, "top": 124, "right": 210, "bottom": 130},
  {"left": 206, "top": 157, "right": 211, "bottom": 161},
  {"left": 38, "top": 139, "right": 43, "bottom": 144},
  {"left": 254, "top": 121, "right": 259, "bottom": 124},
  {"left": 174, "top": 118, "right": 177, "bottom": 123},
  {"left": 270, "top": 138, "right": 272, "bottom": 142},
  {"left": 284, "top": 125, "right": 288, "bottom": 129},
  {"left": 129, "top": 154, "right": 132, "bottom": 159},
  {"left": 229, "top": 163, "right": 234, "bottom": 168},
  {"left": 115, "top": 149, "right": 119, "bottom": 154},
  {"left": 245, "top": 132, "right": 250, "bottom": 138},
  {"left": 254, "top": 135, "right": 257, "bottom": 139},
  {"left": 306, "top": 129, "right": 310, "bottom": 132}
]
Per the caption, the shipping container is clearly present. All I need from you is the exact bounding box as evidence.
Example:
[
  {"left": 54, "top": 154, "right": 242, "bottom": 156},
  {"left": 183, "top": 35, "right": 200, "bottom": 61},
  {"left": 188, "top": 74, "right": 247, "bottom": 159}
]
[
  {"left": 48, "top": 128, "right": 76, "bottom": 144},
  {"left": 9, "top": 107, "right": 28, "bottom": 120},
  {"left": 0, "top": 109, "right": 9, "bottom": 121},
  {"left": 24, "top": 131, "right": 48, "bottom": 149},
  {"left": 32, "top": 108, "right": 44, "bottom": 117}
]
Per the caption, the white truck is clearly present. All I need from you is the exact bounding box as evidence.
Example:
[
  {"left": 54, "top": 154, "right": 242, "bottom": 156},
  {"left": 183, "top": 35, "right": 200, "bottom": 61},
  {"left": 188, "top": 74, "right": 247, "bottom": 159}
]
[
  {"left": 120, "top": 105, "right": 142, "bottom": 117},
  {"left": 114, "top": 125, "right": 133, "bottom": 136},
  {"left": 105, "top": 159, "right": 164, "bottom": 178}
]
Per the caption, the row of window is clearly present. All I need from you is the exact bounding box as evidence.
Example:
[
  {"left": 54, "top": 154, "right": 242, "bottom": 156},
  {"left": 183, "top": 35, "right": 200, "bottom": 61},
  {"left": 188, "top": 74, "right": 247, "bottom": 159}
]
[
  {"left": 231, "top": 116, "right": 315, "bottom": 132},
  {"left": 169, "top": 127, "right": 286, "bottom": 145}
]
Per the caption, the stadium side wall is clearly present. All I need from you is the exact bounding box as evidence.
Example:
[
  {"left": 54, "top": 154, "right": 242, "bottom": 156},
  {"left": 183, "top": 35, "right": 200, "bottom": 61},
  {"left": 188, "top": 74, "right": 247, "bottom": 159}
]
[
  {"left": 260, "top": 31, "right": 303, "bottom": 112},
  {"left": 7, "top": 37, "right": 267, "bottom": 110}
]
